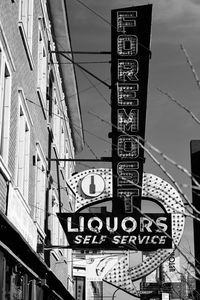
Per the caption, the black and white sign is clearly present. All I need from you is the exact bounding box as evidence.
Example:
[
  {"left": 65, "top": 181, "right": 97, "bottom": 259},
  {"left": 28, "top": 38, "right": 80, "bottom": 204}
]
[
  {"left": 57, "top": 212, "right": 172, "bottom": 250},
  {"left": 111, "top": 5, "right": 152, "bottom": 213}
]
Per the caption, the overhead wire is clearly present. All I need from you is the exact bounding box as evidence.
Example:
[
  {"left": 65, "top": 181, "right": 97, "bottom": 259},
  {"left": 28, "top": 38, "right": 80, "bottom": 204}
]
[
  {"left": 44, "top": 6, "right": 113, "bottom": 161},
  {"left": 43, "top": 191, "right": 198, "bottom": 282},
  {"left": 26, "top": 95, "right": 198, "bottom": 219},
  {"left": 38, "top": 156, "right": 195, "bottom": 262},
  {"left": 34, "top": 148, "right": 199, "bottom": 287},
  {"left": 46, "top": 0, "right": 200, "bottom": 213},
  {"left": 26, "top": 96, "right": 111, "bottom": 160},
  {"left": 68, "top": 0, "right": 112, "bottom": 28},
  {"left": 27, "top": 95, "right": 197, "bottom": 216},
  {"left": 87, "top": 110, "right": 200, "bottom": 215},
  {"left": 78, "top": 67, "right": 111, "bottom": 106},
  {"left": 53, "top": 93, "right": 99, "bottom": 160},
  {"left": 53, "top": 145, "right": 197, "bottom": 269},
  {"left": 44, "top": 0, "right": 153, "bottom": 165},
  {"left": 31, "top": 121, "right": 140, "bottom": 253},
  {"left": 79, "top": 109, "right": 200, "bottom": 278},
  {"left": 32, "top": 6, "right": 199, "bottom": 289},
  {"left": 31, "top": 94, "right": 198, "bottom": 282},
  {"left": 66, "top": 77, "right": 110, "bottom": 100},
  {"left": 47, "top": 30, "right": 110, "bottom": 159},
  {"left": 68, "top": 0, "right": 152, "bottom": 55}
]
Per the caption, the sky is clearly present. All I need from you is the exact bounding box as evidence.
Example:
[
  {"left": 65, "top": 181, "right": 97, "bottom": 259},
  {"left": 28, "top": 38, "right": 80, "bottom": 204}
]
[{"left": 65, "top": 0, "right": 200, "bottom": 298}]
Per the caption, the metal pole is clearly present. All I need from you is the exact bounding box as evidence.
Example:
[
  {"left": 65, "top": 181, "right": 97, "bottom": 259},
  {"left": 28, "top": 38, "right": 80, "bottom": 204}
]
[
  {"left": 51, "top": 51, "right": 111, "bottom": 55},
  {"left": 48, "top": 158, "right": 112, "bottom": 162},
  {"left": 55, "top": 51, "right": 111, "bottom": 89}
]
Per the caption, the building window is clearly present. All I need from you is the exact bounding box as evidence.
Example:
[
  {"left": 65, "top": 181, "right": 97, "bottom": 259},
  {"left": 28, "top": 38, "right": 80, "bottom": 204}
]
[
  {"left": 0, "top": 48, "right": 11, "bottom": 165},
  {"left": 18, "top": 0, "right": 34, "bottom": 69},
  {"left": 47, "top": 71, "right": 54, "bottom": 123},
  {"left": 51, "top": 192, "right": 64, "bottom": 257},
  {"left": 34, "top": 144, "right": 46, "bottom": 232},
  {"left": 60, "top": 125, "right": 65, "bottom": 166},
  {"left": 16, "top": 93, "right": 31, "bottom": 202},
  {"left": 19, "top": 0, "right": 34, "bottom": 50},
  {"left": 37, "top": 24, "right": 47, "bottom": 114},
  {"left": 53, "top": 92, "right": 61, "bottom": 154},
  {"left": 52, "top": 193, "right": 59, "bottom": 245}
]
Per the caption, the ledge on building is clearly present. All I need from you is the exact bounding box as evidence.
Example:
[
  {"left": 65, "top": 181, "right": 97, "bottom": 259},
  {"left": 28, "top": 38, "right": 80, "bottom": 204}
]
[{"left": 47, "top": 0, "right": 84, "bottom": 154}]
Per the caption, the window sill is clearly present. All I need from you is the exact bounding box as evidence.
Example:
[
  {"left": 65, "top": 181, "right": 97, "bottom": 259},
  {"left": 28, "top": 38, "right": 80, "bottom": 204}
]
[
  {"left": 18, "top": 21, "right": 34, "bottom": 70},
  {"left": 0, "top": 156, "right": 12, "bottom": 181},
  {"left": 37, "top": 87, "right": 47, "bottom": 120}
]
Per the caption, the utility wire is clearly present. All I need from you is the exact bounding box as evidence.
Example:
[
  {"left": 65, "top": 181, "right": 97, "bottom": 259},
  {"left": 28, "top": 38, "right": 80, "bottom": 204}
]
[
  {"left": 25, "top": 7, "right": 198, "bottom": 291},
  {"left": 87, "top": 110, "right": 200, "bottom": 217},
  {"left": 69, "top": 0, "right": 112, "bottom": 28},
  {"left": 32, "top": 17, "right": 195, "bottom": 239},
  {"left": 39, "top": 154, "right": 193, "bottom": 258},
  {"left": 54, "top": 95, "right": 99, "bottom": 159},
  {"left": 34, "top": 151, "right": 199, "bottom": 282},
  {"left": 78, "top": 67, "right": 111, "bottom": 106},
  {"left": 68, "top": 0, "right": 152, "bottom": 55},
  {"left": 54, "top": 193, "right": 196, "bottom": 279},
  {"left": 49, "top": 106, "right": 200, "bottom": 220},
  {"left": 26, "top": 96, "right": 100, "bottom": 160},
  {"left": 26, "top": 95, "right": 199, "bottom": 206},
  {"left": 66, "top": 77, "right": 110, "bottom": 100},
  {"left": 26, "top": 95, "right": 200, "bottom": 211}
]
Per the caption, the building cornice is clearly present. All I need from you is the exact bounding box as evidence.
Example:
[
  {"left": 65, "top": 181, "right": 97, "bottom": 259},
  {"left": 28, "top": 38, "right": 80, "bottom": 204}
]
[{"left": 47, "top": 0, "right": 84, "bottom": 154}]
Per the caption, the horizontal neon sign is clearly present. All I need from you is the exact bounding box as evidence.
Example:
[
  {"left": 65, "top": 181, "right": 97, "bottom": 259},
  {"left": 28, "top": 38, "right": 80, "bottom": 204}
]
[{"left": 58, "top": 212, "right": 172, "bottom": 250}]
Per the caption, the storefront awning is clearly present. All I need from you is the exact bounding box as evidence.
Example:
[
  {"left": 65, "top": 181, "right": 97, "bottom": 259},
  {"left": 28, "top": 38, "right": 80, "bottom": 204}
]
[{"left": 0, "top": 211, "right": 75, "bottom": 300}]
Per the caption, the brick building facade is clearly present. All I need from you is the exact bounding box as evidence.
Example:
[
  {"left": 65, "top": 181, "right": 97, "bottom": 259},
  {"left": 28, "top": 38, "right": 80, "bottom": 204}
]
[{"left": 0, "top": 0, "right": 83, "bottom": 299}]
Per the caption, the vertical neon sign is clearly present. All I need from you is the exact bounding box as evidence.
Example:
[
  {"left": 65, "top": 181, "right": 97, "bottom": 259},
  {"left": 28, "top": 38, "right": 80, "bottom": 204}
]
[{"left": 111, "top": 5, "right": 152, "bottom": 213}]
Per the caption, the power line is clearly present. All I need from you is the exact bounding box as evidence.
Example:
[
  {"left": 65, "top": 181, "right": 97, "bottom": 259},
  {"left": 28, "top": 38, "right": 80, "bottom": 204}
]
[
  {"left": 68, "top": 0, "right": 152, "bottom": 55},
  {"left": 67, "top": 77, "right": 110, "bottom": 100},
  {"left": 26, "top": 94, "right": 200, "bottom": 209},
  {"left": 56, "top": 51, "right": 111, "bottom": 89},
  {"left": 69, "top": 0, "right": 112, "bottom": 28},
  {"left": 86, "top": 110, "right": 197, "bottom": 216},
  {"left": 78, "top": 68, "right": 111, "bottom": 106}
]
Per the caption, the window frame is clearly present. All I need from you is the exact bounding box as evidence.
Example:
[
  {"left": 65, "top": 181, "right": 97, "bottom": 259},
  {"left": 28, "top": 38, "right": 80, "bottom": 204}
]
[
  {"left": 18, "top": 0, "right": 34, "bottom": 69},
  {"left": 0, "top": 46, "right": 12, "bottom": 168},
  {"left": 37, "top": 20, "right": 48, "bottom": 119},
  {"left": 52, "top": 89, "right": 61, "bottom": 155},
  {"left": 33, "top": 142, "right": 47, "bottom": 236},
  {"left": 51, "top": 191, "right": 64, "bottom": 260},
  {"left": 15, "top": 89, "right": 33, "bottom": 203}
]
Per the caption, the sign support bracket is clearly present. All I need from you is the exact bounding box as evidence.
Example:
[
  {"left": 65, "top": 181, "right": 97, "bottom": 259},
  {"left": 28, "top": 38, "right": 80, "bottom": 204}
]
[
  {"left": 48, "top": 157, "right": 112, "bottom": 162},
  {"left": 52, "top": 51, "right": 111, "bottom": 89}
]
